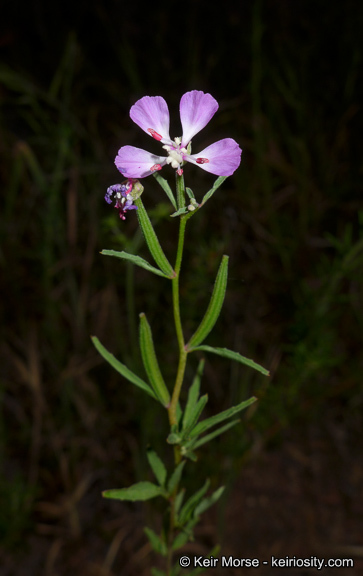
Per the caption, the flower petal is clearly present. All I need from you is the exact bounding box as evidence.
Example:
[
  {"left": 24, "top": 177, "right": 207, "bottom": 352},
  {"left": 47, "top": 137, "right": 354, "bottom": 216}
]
[
  {"left": 180, "top": 91, "right": 219, "bottom": 147},
  {"left": 115, "top": 146, "right": 167, "bottom": 178},
  {"left": 185, "top": 138, "right": 242, "bottom": 176},
  {"left": 130, "top": 96, "right": 171, "bottom": 142}
]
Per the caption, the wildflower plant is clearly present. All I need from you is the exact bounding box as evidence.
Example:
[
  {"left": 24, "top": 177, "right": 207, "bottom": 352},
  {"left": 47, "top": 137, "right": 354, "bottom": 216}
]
[{"left": 93, "top": 91, "right": 269, "bottom": 575}]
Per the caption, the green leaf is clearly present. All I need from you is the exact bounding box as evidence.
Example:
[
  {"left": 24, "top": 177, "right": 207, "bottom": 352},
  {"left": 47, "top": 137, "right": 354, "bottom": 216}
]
[
  {"left": 174, "top": 489, "right": 185, "bottom": 516},
  {"left": 200, "top": 176, "right": 228, "bottom": 206},
  {"left": 153, "top": 172, "right": 177, "bottom": 209},
  {"left": 170, "top": 206, "right": 189, "bottom": 217},
  {"left": 101, "top": 249, "right": 170, "bottom": 278},
  {"left": 188, "top": 419, "right": 240, "bottom": 451},
  {"left": 103, "top": 481, "right": 165, "bottom": 501},
  {"left": 186, "top": 187, "right": 195, "bottom": 199},
  {"left": 172, "top": 518, "right": 199, "bottom": 550},
  {"left": 182, "top": 359, "right": 204, "bottom": 431},
  {"left": 187, "top": 256, "right": 229, "bottom": 349},
  {"left": 194, "top": 486, "right": 225, "bottom": 517},
  {"left": 172, "top": 529, "right": 192, "bottom": 551},
  {"left": 189, "top": 345, "right": 270, "bottom": 376},
  {"left": 135, "top": 197, "right": 175, "bottom": 278},
  {"left": 147, "top": 448, "right": 167, "bottom": 487},
  {"left": 179, "top": 479, "right": 210, "bottom": 526},
  {"left": 91, "top": 336, "right": 157, "bottom": 400},
  {"left": 144, "top": 527, "right": 167, "bottom": 556},
  {"left": 182, "top": 394, "right": 208, "bottom": 438},
  {"left": 190, "top": 397, "right": 257, "bottom": 438},
  {"left": 167, "top": 461, "right": 186, "bottom": 494},
  {"left": 139, "top": 313, "right": 170, "bottom": 406},
  {"left": 167, "top": 433, "right": 182, "bottom": 445}
]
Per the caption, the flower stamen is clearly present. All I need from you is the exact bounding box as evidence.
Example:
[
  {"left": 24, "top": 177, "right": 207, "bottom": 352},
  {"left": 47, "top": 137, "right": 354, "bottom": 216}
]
[{"left": 148, "top": 128, "right": 163, "bottom": 141}]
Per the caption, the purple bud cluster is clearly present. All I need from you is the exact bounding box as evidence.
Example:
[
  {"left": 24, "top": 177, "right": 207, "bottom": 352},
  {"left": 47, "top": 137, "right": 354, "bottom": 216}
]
[{"left": 105, "top": 182, "right": 138, "bottom": 220}]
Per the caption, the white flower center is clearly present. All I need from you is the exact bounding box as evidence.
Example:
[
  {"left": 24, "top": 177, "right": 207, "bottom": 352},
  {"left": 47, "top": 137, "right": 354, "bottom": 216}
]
[{"left": 163, "top": 137, "right": 188, "bottom": 170}]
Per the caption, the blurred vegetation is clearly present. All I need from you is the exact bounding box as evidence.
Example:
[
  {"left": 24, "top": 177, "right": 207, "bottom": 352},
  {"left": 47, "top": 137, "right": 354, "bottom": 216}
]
[{"left": 0, "top": 0, "right": 362, "bottom": 573}]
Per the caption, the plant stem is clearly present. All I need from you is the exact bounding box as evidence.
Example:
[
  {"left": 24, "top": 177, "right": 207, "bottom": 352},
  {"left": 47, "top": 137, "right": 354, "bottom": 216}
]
[
  {"left": 168, "top": 214, "right": 188, "bottom": 428},
  {"left": 166, "top": 175, "right": 189, "bottom": 575}
]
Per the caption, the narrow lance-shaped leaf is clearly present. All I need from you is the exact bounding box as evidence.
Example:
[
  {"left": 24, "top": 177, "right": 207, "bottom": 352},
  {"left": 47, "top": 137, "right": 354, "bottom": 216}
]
[
  {"left": 187, "top": 256, "right": 229, "bottom": 349},
  {"left": 134, "top": 197, "right": 175, "bottom": 278},
  {"left": 182, "top": 359, "right": 205, "bottom": 431},
  {"left": 103, "top": 481, "right": 165, "bottom": 501},
  {"left": 101, "top": 250, "right": 170, "bottom": 278},
  {"left": 91, "top": 336, "right": 157, "bottom": 400},
  {"left": 147, "top": 448, "right": 167, "bottom": 487},
  {"left": 144, "top": 527, "right": 167, "bottom": 557},
  {"left": 139, "top": 313, "right": 170, "bottom": 407},
  {"left": 172, "top": 518, "right": 199, "bottom": 551},
  {"left": 185, "top": 419, "right": 241, "bottom": 452},
  {"left": 189, "top": 345, "right": 270, "bottom": 376},
  {"left": 153, "top": 172, "right": 177, "bottom": 209},
  {"left": 190, "top": 397, "right": 257, "bottom": 438},
  {"left": 200, "top": 176, "right": 227, "bottom": 206},
  {"left": 182, "top": 394, "right": 208, "bottom": 438},
  {"left": 179, "top": 479, "right": 210, "bottom": 526},
  {"left": 167, "top": 461, "right": 186, "bottom": 494},
  {"left": 194, "top": 486, "right": 225, "bottom": 517}
]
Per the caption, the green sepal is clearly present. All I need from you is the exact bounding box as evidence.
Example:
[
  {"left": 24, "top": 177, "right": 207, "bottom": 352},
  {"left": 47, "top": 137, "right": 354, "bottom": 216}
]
[
  {"left": 182, "top": 360, "right": 204, "bottom": 431},
  {"left": 147, "top": 448, "right": 167, "bottom": 487},
  {"left": 101, "top": 249, "right": 170, "bottom": 278},
  {"left": 103, "top": 481, "right": 166, "bottom": 501},
  {"left": 153, "top": 172, "right": 177, "bottom": 209},
  {"left": 139, "top": 313, "right": 170, "bottom": 407},
  {"left": 200, "top": 176, "right": 228, "bottom": 206},
  {"left": 91, "top": 336, "right": 157, "bottom": 400},
  {"left": 189, "top": 345, "right": 270, "bottom": 376},
  {"left": 135, "top": 197, "right": 175, "bottom": 278},
  {"left": 144, "top": 527, "right": 167, "bottom": 557},
  {"left": 186, "top": 187, "right": 195, "bottom": 199},
  {"left": 189, "top": 397, "right": 257, "bottom": 438},
  {"left": 187, "top": 256, "right": 229, "bottom": 349},
  {"left": 167, "top": 461, "right": 186, "bottom": 494},
  {"left": 178, "top": 479, "right": 210, "bottom": 526},
  {"left": 195, "top": 486, "right": 225, "bottom": 516},
  {"left": 182, "top": 394, "right": 208, "bottom": 438}
]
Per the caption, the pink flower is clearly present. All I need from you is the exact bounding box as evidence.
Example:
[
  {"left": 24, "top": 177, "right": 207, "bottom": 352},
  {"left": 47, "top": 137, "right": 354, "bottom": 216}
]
[{"left": 115, "top": 91, "right": 242, "bottom": 179}]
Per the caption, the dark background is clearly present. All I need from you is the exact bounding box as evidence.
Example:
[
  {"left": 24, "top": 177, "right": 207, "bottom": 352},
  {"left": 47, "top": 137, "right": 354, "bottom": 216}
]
[{"left": 1, "top": 1, "right": 363, "bottom": 574}]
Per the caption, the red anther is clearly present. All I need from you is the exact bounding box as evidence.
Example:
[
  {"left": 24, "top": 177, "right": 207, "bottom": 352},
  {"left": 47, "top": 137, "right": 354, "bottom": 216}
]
[
  {"left": 150, "top": 164, "right": 162, "bottom": 172},
  {"left": 196, "top": 158, "right": 209, "bottom": 164},
  {"left": 176, "top": 168, "right": 183, "bottom": 176},
  {"left": 147, "top": 128, "right": 163, "bottom": 141}
]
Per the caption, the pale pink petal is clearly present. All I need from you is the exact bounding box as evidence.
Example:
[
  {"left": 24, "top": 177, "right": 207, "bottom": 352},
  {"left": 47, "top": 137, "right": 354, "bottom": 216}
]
[
  {"left": 185, "top": 138, "right": 242, "bottom": 176},
  {"left": 180, "top": 91, "right": 219, "bottom": 147},
  {"left": 115, "top": 146, "right": 167, "bottom": 178},
  {"left": 130, "top": 96, "right": 171, "bottom": 142}
]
